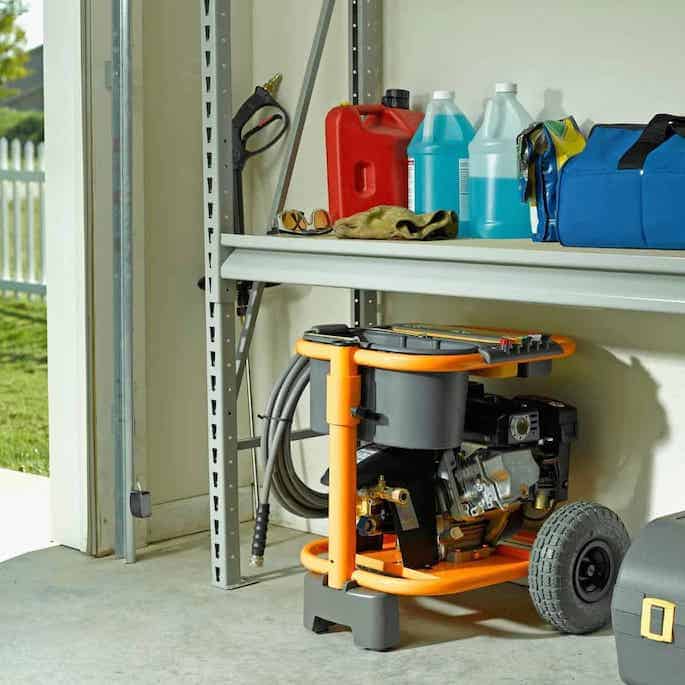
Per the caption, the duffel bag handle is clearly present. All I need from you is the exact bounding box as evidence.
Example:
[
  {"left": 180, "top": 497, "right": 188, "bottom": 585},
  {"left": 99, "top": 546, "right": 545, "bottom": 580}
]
[{"left": 618, "top": 113, "right": 685, "bottom": 170}]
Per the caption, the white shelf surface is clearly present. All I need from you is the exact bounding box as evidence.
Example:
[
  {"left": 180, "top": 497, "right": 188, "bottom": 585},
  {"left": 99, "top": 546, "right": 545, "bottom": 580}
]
[{"left": 220, "top": 234, "right": 685, "bottom": 314}]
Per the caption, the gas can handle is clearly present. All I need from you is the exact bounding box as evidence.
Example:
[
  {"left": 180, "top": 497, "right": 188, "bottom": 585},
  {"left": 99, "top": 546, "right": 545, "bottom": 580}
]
[
  {"left": 354, "top": 104, "right": 384, "bottom": 124},
  {"left": 354, "top": 104, "right": 384, "bottom": 115}
]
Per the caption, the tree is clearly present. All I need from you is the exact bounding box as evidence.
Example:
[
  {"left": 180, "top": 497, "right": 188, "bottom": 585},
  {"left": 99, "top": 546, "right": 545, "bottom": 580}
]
[{"left": 0, "top": 0, "right": 28, "bottom": 100}]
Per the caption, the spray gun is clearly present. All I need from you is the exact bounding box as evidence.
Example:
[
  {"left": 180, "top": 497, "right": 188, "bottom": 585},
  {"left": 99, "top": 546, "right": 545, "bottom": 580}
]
[{"left": 198, "top": 73, "right": 289, "bottom": 309}]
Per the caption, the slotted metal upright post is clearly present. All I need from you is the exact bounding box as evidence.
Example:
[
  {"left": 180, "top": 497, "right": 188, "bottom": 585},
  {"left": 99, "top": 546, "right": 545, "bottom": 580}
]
[
  {"left": 202, "top": 0, "right": 355, "bottom": 588},
  {"left": 201, "top": 0, "right": 248, "bottom": 589},
  {"left": 349, "top": 0, "right": 382, "bottom": 327}
]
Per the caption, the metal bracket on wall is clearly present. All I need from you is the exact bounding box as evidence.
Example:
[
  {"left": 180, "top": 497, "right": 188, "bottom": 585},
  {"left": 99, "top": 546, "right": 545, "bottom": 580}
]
[
  {"left": 112, "top": 0, "right": 136, "bottom": 564},
  {"left": 201, "top": 0, "right": 254, "bottom": 590},
  {"left": 349, "top": 0, "right": 382, "bottom": 328},
  {"left": 104, "top": 60, "right": 113, "bottom": 91}
]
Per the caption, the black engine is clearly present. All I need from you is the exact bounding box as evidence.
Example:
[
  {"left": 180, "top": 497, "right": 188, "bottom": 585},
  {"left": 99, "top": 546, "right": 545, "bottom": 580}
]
[{"left": 323, "top": 382, "right": 577, "bottom": 569}]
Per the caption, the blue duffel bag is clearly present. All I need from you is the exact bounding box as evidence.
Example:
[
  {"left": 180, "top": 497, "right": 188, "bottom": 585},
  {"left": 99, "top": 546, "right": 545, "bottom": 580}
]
[{"left": 558, "top": 114, "right": 685, "bottom": 249}]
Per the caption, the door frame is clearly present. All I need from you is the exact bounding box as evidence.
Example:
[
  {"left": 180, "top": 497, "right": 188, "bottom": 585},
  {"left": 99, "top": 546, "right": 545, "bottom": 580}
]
[
  {"left": 45, "top": 0, "right": 94, "bottom": 552},
  {"left": 46, "top": 0, "right": 147, "bottom": 555}
]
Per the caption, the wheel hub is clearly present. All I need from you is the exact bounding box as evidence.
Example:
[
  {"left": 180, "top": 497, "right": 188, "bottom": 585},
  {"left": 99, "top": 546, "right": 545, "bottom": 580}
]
[{"left": 573, "top": 539, "right": 614, "bottom": 603}]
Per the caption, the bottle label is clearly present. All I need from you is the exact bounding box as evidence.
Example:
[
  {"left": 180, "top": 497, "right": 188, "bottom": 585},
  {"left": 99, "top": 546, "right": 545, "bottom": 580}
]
[
  {"left": 408, "top": 158, "right": 415, "bottom": 212},
  {"left": 458, "top": 158, "right": 469, "bottom": 222}
]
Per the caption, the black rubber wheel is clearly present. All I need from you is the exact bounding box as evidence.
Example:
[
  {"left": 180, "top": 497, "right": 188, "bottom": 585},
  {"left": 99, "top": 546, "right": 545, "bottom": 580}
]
[{"left": 528, "top": 501, "right": 630, "bottom": 634}]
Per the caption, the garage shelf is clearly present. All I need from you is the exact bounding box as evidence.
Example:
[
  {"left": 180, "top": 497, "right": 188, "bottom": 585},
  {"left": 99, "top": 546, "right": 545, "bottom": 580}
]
[{"left": 221, "top": 234, "right": 685, "bottom": 315}]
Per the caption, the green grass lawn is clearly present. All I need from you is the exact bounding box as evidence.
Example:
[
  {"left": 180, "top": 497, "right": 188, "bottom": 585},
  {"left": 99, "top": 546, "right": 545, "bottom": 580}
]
[{"left": 0, "top": 294, "right": 48, "bottom": 475}]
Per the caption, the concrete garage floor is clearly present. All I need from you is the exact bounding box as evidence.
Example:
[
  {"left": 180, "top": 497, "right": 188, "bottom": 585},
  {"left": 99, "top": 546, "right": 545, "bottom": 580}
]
[{"left": 0, "top": 523, "right": 622, "bottom": 684}]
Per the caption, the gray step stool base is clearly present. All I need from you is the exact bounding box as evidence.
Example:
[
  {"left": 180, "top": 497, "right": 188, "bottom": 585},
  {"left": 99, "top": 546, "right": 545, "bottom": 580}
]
[{"left": 303, "top": 572, "right": 400, "bottom": 651}]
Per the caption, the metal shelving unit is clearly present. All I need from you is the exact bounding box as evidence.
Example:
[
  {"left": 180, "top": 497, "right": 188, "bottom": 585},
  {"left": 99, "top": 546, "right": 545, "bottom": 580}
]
[{"left": 201, "top": 0, "right": 685, "bottom": 588}]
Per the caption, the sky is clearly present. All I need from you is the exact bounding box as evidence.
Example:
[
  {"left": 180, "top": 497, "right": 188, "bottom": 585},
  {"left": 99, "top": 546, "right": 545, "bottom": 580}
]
[{"left": 17, "top": 0, "right": 43, "bottom": 50}]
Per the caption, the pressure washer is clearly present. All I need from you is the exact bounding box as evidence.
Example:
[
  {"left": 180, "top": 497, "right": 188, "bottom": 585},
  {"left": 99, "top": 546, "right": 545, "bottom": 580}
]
[{"left": 251, "top": 323, "right": 630, "bottom": 650}]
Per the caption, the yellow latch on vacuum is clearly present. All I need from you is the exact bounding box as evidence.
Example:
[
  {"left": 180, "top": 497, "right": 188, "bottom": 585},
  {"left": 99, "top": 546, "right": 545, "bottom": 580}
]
[{"left": 641, "top": 597, "right": 676, "bottom": 643}]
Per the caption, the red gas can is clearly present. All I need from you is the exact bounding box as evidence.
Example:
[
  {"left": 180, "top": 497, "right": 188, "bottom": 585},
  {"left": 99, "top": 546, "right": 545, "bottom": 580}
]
[{"left": 325, "top": 104, "right": 424, "bottom": 222}]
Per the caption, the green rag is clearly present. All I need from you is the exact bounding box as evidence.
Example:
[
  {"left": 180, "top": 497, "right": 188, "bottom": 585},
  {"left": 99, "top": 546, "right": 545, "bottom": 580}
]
[{"left": 333, "top": 205, "right": 458, "bottom": 240}]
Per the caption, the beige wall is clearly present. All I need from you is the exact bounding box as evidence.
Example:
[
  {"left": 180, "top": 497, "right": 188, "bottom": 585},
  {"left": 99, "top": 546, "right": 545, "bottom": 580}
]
[
  {"left": 247, "top": 0, "right": 685, "bottom": 535},
  {"left": 138, "top": 0, "right": 685, "bottom": 544},
  {"left": 141, "top": 0, "right": 255, "bottom": 541},
  {"left": 379, "top": 0, "right": 685, "bottom": 534},
  {"left": 248, "top": 0, "right": 350, "bottom": 532}
]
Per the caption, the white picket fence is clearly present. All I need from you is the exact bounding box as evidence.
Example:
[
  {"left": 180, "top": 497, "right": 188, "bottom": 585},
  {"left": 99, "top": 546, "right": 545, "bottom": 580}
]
[{"left": 0, "top": 138, "right": 46, "bottom": 296}]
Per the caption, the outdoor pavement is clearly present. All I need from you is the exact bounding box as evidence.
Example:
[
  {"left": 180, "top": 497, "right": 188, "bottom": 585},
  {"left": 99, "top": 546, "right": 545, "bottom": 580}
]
[{"left": 0, "top": 467, "right": 54, "bottom": 562}]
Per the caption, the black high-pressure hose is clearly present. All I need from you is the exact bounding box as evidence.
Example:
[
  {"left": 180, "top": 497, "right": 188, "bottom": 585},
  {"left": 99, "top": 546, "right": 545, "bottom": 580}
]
[{"left": 250, "top": 355, "right": 328, "bottom": 566}]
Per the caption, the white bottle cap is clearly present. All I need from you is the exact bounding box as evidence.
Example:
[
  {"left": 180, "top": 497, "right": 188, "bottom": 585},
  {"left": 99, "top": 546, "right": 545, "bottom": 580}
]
[
  {"left": 495, "top": 82, "right": 517, "bottom": 94},
  {"left": 432, "top": 90, "right": 454, "bottom": 100}
]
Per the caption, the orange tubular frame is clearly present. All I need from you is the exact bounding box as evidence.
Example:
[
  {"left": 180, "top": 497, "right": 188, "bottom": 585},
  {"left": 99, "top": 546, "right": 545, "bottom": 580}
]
[{"left": 296, "top": 333, "right": 576, "bottom": 596}]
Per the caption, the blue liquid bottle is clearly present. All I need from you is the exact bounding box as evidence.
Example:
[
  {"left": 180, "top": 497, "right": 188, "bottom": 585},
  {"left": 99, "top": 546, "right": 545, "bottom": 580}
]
[
  {"left": 407, "top": 90, "right": 475, "bottom": 231},
  {"left": 465, "top": 82, "right": 533, "bottom": 239}
]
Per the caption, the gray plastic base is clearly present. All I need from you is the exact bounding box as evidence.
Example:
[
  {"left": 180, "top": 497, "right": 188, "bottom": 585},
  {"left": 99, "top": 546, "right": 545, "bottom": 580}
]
[{"left": 303, "top": 572, "right": 400, "bottom": 651}]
